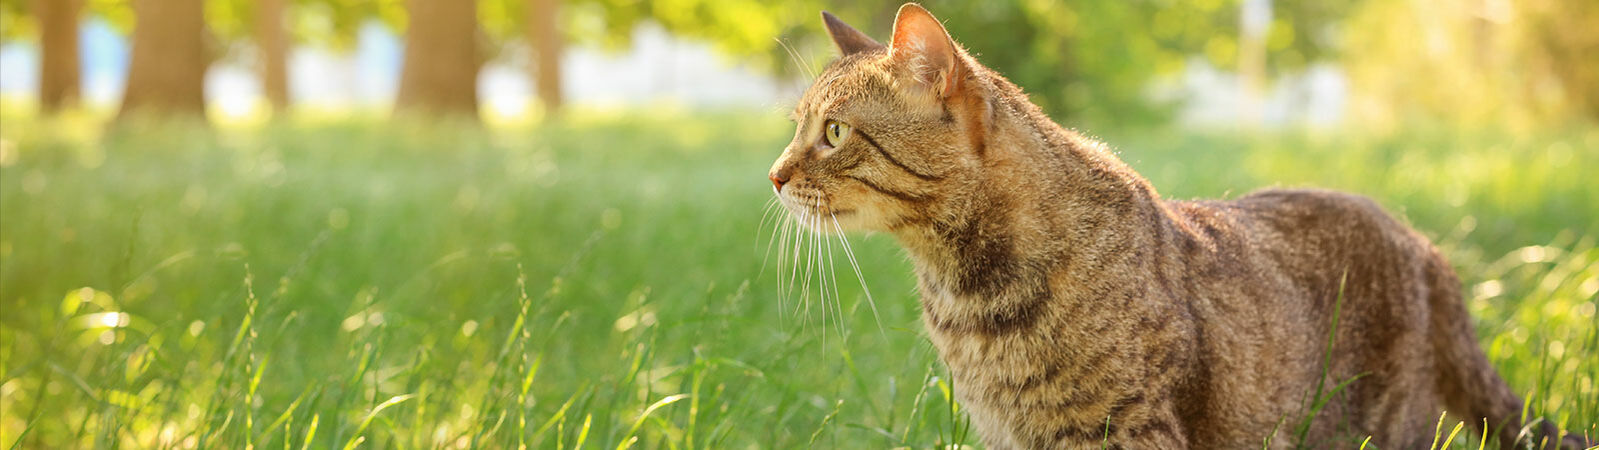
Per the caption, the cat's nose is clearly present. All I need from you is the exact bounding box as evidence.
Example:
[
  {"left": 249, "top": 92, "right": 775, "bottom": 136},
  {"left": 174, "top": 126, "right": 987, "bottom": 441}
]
[
  {"left": 769, "top": 171, "right": 789, "bottom": 192},
  {"left": 769, "top": 159, "right": 795, "bottom": 192}
]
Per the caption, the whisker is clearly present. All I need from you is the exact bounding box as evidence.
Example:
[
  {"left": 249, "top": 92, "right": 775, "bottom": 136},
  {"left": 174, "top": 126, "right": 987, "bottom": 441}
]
[
  {"left": 815, "top": 212, "right": 833, "bottom": 345},
  {"left": 810, "top": 212, "right": 826, "bottom": 351},
  {"left": 775, "top": 36, "right": 818, "bottom": 80},
  {"left": 787, "top": 211, "right": 804, "bottom": 312},
  {"left": 757, "top": 198, "right": 783, "bottom": 275},
  {"left": 774, "top": 211, "right": 793, "bottom": 323},
  {"left": 792, "top": 211, "right": 812, "bottom": 327},
  {"left": 757, "top": 197, "right": 780, "bottom": 237},
  {"left": 761, "top": 197, "right": 786, "bottom": 275},
  {"left": 832, "top": 213, "right": 886, "bottom": 338},
  {"left": 802, "top": 211, "right": 818, "bottom": 323},
  {"left": 822, "top": 217, "right": 847, "bottom": 343}
]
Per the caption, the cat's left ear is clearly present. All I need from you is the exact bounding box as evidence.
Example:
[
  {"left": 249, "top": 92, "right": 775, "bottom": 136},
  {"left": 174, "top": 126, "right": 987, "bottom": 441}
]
[
  {"left": 889, "top": 3, "right": 966, "bottom": 99},
  {"left": 822, "top": 11, "right": 883, "bottom": 56}
]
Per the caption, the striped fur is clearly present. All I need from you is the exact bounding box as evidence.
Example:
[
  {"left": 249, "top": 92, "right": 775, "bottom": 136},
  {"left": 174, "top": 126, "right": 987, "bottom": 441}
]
[{"left": 770, "top": 4, "right": 1587, "bottom": 449}]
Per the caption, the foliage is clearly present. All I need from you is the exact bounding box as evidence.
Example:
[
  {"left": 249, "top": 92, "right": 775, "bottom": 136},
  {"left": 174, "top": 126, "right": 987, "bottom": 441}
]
[
  {"left": 390, "top": 0, "right": 1353, "bottom": 126},
  {"left": 84, "top": 0, "right": 133, "bottom": 32},
  {"left": 9, "top": 0, "right": 1596, "bottom": 126},
  {"left": 1519, "top": 0, "right": 1599, "bottom": 120},
  {"left": 290, "top": 0, "right": 402, "bottom": 50},
  {"left": 846, "top": 0, "right": 1348, "bottom": 125},
  {"left": 0, "top": 0, "right": 32, "bottom": 42},
  {"left": 0, "top": 113, "right": 1594, "bottom": 448},
  {"left": 1342, "top": 0, "right": 1599, "bottom": 128}
]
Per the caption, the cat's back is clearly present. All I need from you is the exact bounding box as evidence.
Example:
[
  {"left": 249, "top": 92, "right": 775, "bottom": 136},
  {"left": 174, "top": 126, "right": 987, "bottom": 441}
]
[
  {"left": 1161, "top": 188, "right": 1448, "bottom": 447},
  {"left": 1171, "top": 187, "right": 1440, "bottom": 320},
  {"left": 1223, "top": 188, "right": 1432, "bottom": 267}
]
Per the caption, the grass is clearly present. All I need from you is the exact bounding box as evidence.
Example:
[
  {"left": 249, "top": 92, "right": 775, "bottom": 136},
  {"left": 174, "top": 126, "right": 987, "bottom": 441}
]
[{"left": 0, "top": 111, "right": 1594, "bottom": 448}]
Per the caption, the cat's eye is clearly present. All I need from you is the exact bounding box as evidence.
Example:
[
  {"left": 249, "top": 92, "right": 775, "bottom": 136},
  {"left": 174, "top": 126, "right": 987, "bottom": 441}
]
[{"left": 823, "top": 120, "right": 851, "bottom": 148}]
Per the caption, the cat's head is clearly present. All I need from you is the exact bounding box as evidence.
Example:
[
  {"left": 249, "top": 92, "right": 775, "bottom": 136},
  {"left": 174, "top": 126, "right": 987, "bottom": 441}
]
[{"left": 770, "top": 3, "right": 998, "bottom": 234}]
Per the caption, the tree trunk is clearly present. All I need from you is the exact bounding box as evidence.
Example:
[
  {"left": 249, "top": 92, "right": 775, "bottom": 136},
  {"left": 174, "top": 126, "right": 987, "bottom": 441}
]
[
  {"left": 256, "top": 0, "right": 290, "bottom": 113},
  {"left": 395, "top": 0, "right": 479, "bottom": 118},
  {"left": 528, "top": 0, "right": 562, "bottom": 117},
  {"left": 119, "top": 0, "right": 208, "bottom": 118},
  {"left": 35, "top": 0, "right": 82, "bottom": 113}
]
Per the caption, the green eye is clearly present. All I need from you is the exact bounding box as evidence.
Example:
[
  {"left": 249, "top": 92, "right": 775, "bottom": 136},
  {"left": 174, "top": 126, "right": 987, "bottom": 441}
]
[{"left": 824, "top": 120, "right": 851, "bottom": 148}]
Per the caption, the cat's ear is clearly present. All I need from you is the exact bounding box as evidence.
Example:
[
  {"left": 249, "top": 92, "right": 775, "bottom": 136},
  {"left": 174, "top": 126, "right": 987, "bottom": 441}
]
[
  {"left": 889, "top": 3, "right": 965, "bottom": 98},
  {"left": 822, "top": 11, "right": 883, "bottom": 56}
]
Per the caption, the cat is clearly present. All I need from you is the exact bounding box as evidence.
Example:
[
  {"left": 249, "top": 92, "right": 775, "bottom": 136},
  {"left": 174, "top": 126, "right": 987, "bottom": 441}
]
[{"left": 766, "top": 4, "right": 1589, "bottom": 449}]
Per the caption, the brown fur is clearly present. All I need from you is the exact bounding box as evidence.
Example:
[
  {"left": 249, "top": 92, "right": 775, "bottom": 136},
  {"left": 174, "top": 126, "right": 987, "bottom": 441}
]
[{"left": 769, "top": 4, "right": 1589, "bottom": 449}]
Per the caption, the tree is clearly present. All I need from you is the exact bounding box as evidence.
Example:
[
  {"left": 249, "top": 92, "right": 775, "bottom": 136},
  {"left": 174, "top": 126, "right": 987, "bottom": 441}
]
[
  {"left": 33, "top": 0, "right": 82, "bottom": 113},
  {"left": 255, "top": 0, "right": 289, "bottom": 111},
  {"left": 1342, "top": 0, "right": 1599, "bottom": 126},
  {"left": 817, "top": 1, "right": 1350, "bottom": 126},
  {"left": 212, "top": 0, "right": 293, "bottom": 114},
  {"left": 119, "top": 0, "right": 208, "bottom": 118},
  {"left": 1521, "top": 0, "right": 1599, "bottom": 120},
  {"left": 576, "top": 0, "right": 1350, "bottom": 126},
  {"left": 395, "top": 0, "right": 479, "bottom": 117},
  {"left": 528, "top": 0, "right": 562, "bottom": 116}
]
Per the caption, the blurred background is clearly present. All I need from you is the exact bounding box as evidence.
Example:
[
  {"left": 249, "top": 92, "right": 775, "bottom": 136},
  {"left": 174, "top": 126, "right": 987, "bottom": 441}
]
[
  {"left": 1, "top": 1, "right": 1596, "bottom": 448},
  {"left": 0, "top": 0, "right": 1592, "bottom": 127}
]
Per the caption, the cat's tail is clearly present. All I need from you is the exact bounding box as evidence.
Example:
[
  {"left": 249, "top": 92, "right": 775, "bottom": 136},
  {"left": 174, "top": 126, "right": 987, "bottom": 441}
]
[{"left": 1425, "top": 250, "right": 1589, "bottom": 450}]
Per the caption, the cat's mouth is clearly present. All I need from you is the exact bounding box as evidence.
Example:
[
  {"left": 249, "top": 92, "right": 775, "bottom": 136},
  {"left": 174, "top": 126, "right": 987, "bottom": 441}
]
[
  {"left": 776, "top": 190, "right": 855, "bottom": 232},
  {"left": 784, "top": 202, "right": 850, "bottom": 220}
]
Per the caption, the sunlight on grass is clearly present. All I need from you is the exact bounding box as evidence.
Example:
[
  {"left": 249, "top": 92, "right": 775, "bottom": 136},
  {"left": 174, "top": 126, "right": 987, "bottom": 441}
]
[{"left": 0, "top": 113, "right": 1593, "bottom": 448}]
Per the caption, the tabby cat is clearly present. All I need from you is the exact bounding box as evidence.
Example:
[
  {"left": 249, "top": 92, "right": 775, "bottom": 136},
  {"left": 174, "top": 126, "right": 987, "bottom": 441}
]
[{"left": 767, "top": 4, "right": 1588, "bottom": 449}]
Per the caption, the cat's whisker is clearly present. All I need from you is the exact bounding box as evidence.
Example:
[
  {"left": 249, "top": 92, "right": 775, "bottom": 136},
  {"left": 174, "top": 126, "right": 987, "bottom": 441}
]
[
  {"left": 794, "top": 210, "right": 814, "bottom": 323},
  {"left": 813, "top": 211, "right": 829, "bottom": 341},
  {"left": 822, "top": 215, "right": 847, "bottom": 343},
  {"left": 832, "top": 213, "right": 885, "bottom": 337},
  {"left": 774, "top": 212, "right": 793, "bottom": 320},
  {"left": 811, "top": 211, "right": 829, "bottom": 341},
  {"left": 757, "top": 196, "right": 779, "bottom": 233},
  {"left": 810, "top": 212, "right": 827, "bottom": 349},
  {"left": 758, "top": 196, "right": 780, "bottom": 233},
  {"left": 757, "top": 198, "right": 784, "bottom": 276},
  {"left": 804, "top": 211, "right": 819, "bottom": 320},
  {"left": 786, "top": 211, "right": 803, "bottom": 312},
  {"left": 774, "top": 36, "right": 818, "bottom": 80}
]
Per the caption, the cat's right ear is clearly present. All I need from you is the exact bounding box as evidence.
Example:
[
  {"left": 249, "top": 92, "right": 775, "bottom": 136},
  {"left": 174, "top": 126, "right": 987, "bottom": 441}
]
[{"left": 822, "top": 11, "right": 884, "bottom": 56}]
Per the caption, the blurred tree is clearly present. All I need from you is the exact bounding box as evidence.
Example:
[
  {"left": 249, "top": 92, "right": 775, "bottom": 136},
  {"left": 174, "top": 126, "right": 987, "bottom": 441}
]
[
  {"left": 119, "top": 0, "right": 208, "bottom": 118},
  {"left": 0, "top": 0, "right": 86, "bottom": 113},
  {"left": 205, "top": 0, "right": 292, "bottom": 114},
  {"left": 33, "top": 0, "right": 83, "bottom": 113},
  {"left": 1521, "top": 0, "right": 1599, "bottom": 120},
  {"left": 1343, "top": 0, "right": 1599, "bottom": 127},
  {"left": 294, "top": 0, "right": 398, "bottom": 49},
  {"left": 207, "top": 0, "right": 292, "bottom": 113},
  {"left": 395, "top": 0, "right": 479, "bottom": 117},
  {"left": 528, "top": 0, "right": 562, "bottom": 115},
  {"left": 0, "top": 0, "right": 31, "bottom": 43},
  {"left": 482, "top": 0, "right": 564, "bottom": 116},
  {"left": 85, "top": 0, "right": 135, "bottom": 31},
  {"left": 256, "top": 0, "right": 290, "bottom": 111},
  {"left": 572, "top": 0, "right": 1353, "bottom": 127}
]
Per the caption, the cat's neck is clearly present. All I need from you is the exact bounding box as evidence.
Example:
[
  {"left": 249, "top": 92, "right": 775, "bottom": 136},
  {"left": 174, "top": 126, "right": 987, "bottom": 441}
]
[{"left": 892, "top": 106, "right": 1173, "bottom": 329}]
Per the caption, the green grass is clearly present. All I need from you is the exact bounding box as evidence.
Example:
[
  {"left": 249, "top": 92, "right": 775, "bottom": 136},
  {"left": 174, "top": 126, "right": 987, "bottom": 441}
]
[{"left": 0, "top": 112, "right": 1594, "bottom": 448}]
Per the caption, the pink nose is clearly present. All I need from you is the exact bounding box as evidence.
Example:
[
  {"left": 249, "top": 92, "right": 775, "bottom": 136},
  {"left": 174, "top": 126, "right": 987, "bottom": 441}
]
[{"left": 770, "top": 172, "right": 789, "bottom": 192}]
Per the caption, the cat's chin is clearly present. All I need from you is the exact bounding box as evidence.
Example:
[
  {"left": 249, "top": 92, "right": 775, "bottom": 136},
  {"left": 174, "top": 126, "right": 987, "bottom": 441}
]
[{"left": 783, "top": 207, "right": 872, "bottom": 235}]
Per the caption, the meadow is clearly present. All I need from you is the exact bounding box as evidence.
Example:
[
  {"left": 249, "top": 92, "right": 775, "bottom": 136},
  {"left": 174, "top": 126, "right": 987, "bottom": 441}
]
[{"left": 0, "top": 111, "right": 1594, "bottom": 448}]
